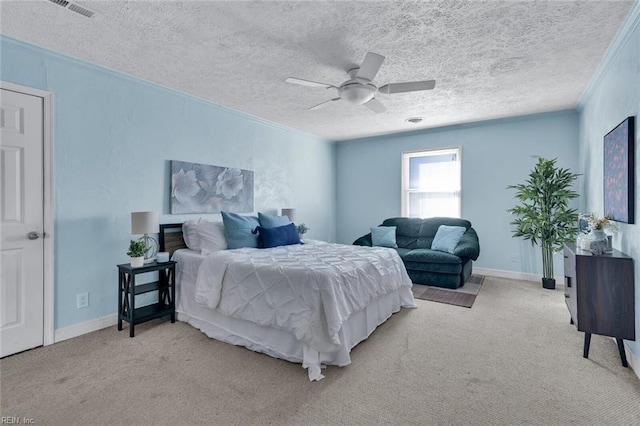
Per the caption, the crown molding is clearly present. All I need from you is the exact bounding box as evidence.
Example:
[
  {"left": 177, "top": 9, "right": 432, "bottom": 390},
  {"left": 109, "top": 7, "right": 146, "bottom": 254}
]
[
  {"left": 0, "top": 35, "right": 330, "bottom": 144},
  {"left": 577, "top": 1, "right": 640, "bottom": 111}
]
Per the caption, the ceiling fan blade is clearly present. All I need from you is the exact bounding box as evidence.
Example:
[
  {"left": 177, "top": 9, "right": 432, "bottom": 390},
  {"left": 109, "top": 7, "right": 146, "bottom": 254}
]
[
  {"left": 355, "top": 52, "right": 385, "bottom": 82},
  {"left": 308, "top": 98, "right": 341, "bottom": 111},
  {"left": 286, "top": 77, "right": 334, "bottom": 89},
  {"left": 378, "top": 80, "right": 436, "bottom": 94},
  {"left": 363, "top": 98, "right": 387, "bottom": 113}
]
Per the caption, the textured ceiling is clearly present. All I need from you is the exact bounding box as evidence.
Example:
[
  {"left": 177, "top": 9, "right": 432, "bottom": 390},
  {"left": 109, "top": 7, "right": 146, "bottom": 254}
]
[{"left": 0, "top": 0, "right": 635, "bottom": 141}]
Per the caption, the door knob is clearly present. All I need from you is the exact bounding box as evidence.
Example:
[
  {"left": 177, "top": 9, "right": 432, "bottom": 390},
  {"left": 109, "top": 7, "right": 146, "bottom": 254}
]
[{"left": 28, "top": 231, "right": 41, "bottom": 240}]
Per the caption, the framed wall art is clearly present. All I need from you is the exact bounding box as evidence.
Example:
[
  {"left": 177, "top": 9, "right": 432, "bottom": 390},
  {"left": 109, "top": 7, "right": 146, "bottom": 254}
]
[
  {"left": 603, "top": 116, "right": 635, "bottom": 224},
  {"left": 171, "top": 160, "right": 254, "bottom": 214}
]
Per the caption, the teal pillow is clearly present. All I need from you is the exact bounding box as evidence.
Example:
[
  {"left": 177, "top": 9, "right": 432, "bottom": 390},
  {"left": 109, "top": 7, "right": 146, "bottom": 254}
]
[
  {"left": 370, "top": 226, "right": 398, "bottom": 248},
  {"left": 431, "top": 225, "right": 466, "bottom": 254},
  {"left": 258, "top": 212, "right": 291, "bottom": 228},
  {"left": 221, "top": 211, "right": 260, "bottom": 249}
]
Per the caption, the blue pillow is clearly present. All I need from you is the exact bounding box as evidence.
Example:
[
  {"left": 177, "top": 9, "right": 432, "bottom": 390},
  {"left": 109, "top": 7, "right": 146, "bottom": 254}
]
[
  {"left": 221, "top": 211, "right": 260, "bottom": 249},
  {"left": 258, "top": 212, "right": 291, "bottom": 228},
  {"left": 257, "top": 223, "right": 301, "bottom": 248},
  {"left": 431, "top": 225, "right": 466, "bottom": 254},
  {"left": 370, "top": 226, "right": 398, "bottom": 248}
]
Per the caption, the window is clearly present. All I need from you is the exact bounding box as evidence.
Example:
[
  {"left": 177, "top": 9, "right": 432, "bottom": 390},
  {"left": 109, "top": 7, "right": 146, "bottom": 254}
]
[{"left": 401, "top": 147, "right": 461, "bottom": 218}]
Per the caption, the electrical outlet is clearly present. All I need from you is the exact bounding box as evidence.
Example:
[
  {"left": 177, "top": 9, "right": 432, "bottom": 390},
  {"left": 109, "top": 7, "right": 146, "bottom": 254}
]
[
  {"left": 511, "top": 253, "right": 517, "bottom": 263},
  {"left": 77, "top": 292, "right": 89, "bottom": 309}
]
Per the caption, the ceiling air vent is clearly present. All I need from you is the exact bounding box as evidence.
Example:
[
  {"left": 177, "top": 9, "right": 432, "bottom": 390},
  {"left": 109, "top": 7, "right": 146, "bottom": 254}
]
[{"left": 48, "top": 0, "right": 95, "bottom": 18}]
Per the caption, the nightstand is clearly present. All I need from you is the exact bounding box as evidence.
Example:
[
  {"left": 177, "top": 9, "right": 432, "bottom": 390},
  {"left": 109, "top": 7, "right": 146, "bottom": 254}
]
[
  {"left": 563, "top": 243, "right": 635, "bottom": 367},
  {"left": 117, "top": 261, "right": 176, "bottom": 337}
]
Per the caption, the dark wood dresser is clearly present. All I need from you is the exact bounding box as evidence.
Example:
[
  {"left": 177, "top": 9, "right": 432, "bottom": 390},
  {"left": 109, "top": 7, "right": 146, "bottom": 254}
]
[{"left": 563, "top": 243, "right": 635, "bottom": 367}]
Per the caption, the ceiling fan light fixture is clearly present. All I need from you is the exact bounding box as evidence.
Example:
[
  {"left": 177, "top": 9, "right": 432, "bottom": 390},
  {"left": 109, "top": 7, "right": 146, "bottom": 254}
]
[
  {"left": 338, "top": 83, "right": 376, "bottom": 105},
  {"left": 405, "top": 117, "right": 423, "bottom": 124},
  {"left": 287, "top": 51, "right": 435, "bottom": 113}
]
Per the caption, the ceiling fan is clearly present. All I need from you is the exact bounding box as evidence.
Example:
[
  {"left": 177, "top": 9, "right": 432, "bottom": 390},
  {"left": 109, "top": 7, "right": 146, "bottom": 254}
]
[{"left": 285, "top": 52, "right": 435, "bottom": 113}]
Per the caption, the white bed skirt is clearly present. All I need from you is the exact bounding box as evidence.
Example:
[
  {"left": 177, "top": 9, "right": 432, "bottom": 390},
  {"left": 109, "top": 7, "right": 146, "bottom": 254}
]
[{"left": 175, "top": 249, "right": 415, "bottom": 381}]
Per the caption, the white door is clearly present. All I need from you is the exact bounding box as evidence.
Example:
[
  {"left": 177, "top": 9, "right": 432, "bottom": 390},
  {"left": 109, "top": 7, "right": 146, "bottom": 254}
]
[{"left": 1, "top": 88, "right": 45, "bottom": 357}]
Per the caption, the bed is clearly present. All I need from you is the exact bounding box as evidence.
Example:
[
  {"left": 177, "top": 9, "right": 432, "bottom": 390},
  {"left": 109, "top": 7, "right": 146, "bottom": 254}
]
[{"left": 160, "top": 222, "right": 416, "bottom": 381}]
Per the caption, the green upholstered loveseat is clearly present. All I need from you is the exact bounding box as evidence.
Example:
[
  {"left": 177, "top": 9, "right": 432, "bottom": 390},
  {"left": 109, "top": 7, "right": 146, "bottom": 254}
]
[{"left": 353, "top": 217, "right": 480, "bottom": 289}]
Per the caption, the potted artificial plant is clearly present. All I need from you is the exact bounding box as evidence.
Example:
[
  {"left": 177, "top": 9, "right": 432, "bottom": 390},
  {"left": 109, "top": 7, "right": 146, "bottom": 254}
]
[
  {"left": 127, "top": 240, "right": 147, "bottom": 267},
  {"left": 296, "top": 223, "right": 309, "bottom": 239},
  {"left": 507, "top": 157, "right": 580, "bottom": 289}
]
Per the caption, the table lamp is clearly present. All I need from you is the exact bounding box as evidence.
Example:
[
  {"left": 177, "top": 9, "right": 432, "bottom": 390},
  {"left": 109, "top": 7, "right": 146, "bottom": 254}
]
[
  {"left": 131, "top": 211, "right": 159, "bottom": 263},
  {"left": 281, "top": 208, "right": 296, "bottom": 223}
]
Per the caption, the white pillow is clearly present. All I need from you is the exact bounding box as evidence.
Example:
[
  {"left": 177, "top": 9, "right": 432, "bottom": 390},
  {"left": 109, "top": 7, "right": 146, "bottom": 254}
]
[
  {"left": 182, "top": 218, "right": 202, "bottom": 251},
  {"left": 198, "top": 221, "right": 228, "bottom": 254}
]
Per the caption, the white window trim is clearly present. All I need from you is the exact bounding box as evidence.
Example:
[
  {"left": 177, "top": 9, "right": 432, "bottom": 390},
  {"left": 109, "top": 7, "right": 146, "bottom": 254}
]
[{"left": 401, "top": 146, "right": 462, "bottom": 218}]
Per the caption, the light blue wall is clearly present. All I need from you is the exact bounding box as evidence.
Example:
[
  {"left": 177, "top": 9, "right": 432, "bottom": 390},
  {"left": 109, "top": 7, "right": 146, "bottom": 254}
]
[
  {"left": 0, "top": 36, "right": 336, "bottom": 329},
  {"left": 577, "top": 3, "right": 639, "bottom": 358},
  {"left": 336, "top": 111, "right": 580, "bottom": 278}
]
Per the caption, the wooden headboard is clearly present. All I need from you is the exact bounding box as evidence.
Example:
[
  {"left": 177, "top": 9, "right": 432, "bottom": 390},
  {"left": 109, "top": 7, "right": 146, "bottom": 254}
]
[{"left": 159, "top": 223, "right": 187, "bottom": 255}]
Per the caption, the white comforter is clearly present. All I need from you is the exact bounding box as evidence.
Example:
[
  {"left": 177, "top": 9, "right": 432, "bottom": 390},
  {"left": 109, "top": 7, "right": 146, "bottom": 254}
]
[{"left": 195, "top": 240, "right": 415, "bottom": 353}]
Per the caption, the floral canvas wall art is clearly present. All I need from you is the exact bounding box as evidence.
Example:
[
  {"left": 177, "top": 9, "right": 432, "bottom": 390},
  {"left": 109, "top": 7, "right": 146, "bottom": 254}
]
[
  {"left": 171, "top": 161, "right": 254, "bottom": 214},
  {"left": 603, "top": 116, "right": 635, "bottom": 224}
]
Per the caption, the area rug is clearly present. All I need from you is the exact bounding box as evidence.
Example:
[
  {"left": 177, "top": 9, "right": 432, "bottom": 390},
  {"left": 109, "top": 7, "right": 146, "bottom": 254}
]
[{"left": 411, "top": 275, "right": 485, "bottom": 308}]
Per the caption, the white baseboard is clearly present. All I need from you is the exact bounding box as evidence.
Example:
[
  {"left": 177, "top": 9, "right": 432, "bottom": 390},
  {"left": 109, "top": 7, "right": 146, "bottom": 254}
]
[
  {"left": 54, "top": 313, "right": 118, "bottom": 343},
  {"left": 474, "top": 267, "right": 564, "bottom": 284}
]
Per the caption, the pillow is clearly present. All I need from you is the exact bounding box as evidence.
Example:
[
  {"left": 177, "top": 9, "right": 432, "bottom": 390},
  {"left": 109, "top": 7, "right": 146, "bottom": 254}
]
[
  {"left": 221, "top": 211, "right": 260, "bottom": 249},
  {"left": 431, "top": 225, "right": 467, "bottom": 254},
  {"left": 258, "top": 212, "right": 291, "bottom": 228},
  {"left": 256, "top": 223, "right": 301, "bottom": 248},
  {"left": 182, "top": 218, "right": 202, "bottom": 251},
  {"left": 197, "top": 221, "right": 228, "bottom": 255},
  {"left": 370, "top": 226, "right": 398, "bottom": 248}
]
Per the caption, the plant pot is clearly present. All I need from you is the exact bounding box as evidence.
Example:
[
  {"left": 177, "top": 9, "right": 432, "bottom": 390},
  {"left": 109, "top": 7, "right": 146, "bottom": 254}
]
[
  {"left": 130, "top": 256, "right": 144, "bottom": 268},
  {"left": 542, "top": 278, "right": 556, "bottom": 290},
  {"left": 590, "top": 229, "right": 607, "bottom": 244}
]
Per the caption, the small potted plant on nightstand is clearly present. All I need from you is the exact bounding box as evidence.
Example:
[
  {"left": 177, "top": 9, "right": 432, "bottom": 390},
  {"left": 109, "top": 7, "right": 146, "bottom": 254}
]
[
  {"left": 296, "top": 223, "right": 309, "bottom": 239},
  {"left": 127, "top": 240, "right": 147, "bottom": 267}
]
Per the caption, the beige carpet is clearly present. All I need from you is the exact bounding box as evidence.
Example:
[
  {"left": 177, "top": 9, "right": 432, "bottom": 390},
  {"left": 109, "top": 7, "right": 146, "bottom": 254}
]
[{"left": 2, "top": 277, "right": 639, "bottom": 425}]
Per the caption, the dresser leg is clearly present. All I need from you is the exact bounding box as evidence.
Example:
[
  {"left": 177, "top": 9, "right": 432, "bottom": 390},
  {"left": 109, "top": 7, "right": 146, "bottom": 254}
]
[
  {"left": 583, "top": 333, "right": 591, "bottom": 359},
  {"left": 570, "top": 317, "right": 574, "bottom": 325},
  {"left": 616, "top": 339, "right": 629, "bottom": 368}
]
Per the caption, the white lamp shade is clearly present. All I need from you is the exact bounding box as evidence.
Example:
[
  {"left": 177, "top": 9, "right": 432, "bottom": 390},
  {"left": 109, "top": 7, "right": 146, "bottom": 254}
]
[
  {"left": 131, "top": 211, "right": 159, "bottom": 234},
  {"left": 281, "top": 208, "right": 296, "bottom": 222}
]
